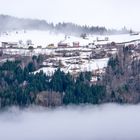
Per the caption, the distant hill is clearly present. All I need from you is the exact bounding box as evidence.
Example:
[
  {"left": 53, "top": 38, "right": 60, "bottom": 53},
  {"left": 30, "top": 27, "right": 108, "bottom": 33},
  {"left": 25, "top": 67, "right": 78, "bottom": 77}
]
[{"left": 0, "top": 14, "right": 129, "bottom": 35}]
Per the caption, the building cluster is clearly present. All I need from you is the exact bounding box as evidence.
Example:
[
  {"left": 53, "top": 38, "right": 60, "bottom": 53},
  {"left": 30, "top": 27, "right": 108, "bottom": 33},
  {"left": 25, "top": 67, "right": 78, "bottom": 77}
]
[{"left": 0, "top": 35, "right": 140, "bottom": 84}]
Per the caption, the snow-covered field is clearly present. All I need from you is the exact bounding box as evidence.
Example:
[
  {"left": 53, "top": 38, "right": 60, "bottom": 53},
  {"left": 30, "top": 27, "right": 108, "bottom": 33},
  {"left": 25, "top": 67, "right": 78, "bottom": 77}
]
[
  {"left": 0, "top": 30, "right": 89, "bottom": 48},
  {"left": 1, "top": 30, "right": 140, "bottom": 48}
]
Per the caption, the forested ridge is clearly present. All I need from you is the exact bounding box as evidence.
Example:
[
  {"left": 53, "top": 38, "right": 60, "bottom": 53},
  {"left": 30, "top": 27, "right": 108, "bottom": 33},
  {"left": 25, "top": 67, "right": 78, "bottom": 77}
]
[
  {"left": 0, "top": 14, "right": 129, "bottom": 35},
  {"left": 0, "top": 58, "right": 106, "bottom": 107},
  {"left": 0, "top": 46, "right": 140, "bottom": 108}
]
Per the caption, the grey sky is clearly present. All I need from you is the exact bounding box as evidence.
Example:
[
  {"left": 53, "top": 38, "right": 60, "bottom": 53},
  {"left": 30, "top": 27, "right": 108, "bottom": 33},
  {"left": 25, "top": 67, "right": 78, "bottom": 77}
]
[{"left": 0, "top": 0, "right": 139, "bottom": 30}]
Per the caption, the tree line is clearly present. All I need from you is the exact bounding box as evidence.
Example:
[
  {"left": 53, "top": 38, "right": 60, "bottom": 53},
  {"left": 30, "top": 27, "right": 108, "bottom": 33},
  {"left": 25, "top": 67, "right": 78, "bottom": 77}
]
[
  {"left": 0, "top": 15, "right": 129, "bottom": 35},
  {"left": 0, "top": 56, "right": 106, "bottom": 108},
  {"left": 0, "top": 46, "right": 140, "bottom": 108}
]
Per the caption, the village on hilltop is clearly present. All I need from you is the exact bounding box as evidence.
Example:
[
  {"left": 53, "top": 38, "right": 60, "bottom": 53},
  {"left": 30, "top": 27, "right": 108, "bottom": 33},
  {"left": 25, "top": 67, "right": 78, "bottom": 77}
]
[{"left": 0, "top": 30, "right": 140, "bottom": 84}]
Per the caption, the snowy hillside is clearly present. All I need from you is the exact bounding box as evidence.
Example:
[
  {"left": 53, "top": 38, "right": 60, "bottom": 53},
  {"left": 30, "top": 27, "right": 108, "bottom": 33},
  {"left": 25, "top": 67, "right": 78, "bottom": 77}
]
[
  {"left": 1, "top": 30, "right": 140, "bottom": 48},
  {"left": 1, "top": 29, "right": 140, "bottom": 80}
]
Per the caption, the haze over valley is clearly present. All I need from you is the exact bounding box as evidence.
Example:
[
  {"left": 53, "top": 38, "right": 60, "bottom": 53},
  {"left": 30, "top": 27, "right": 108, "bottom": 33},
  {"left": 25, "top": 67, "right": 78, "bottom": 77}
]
[
  {"left": 0, "top": 104, "right": 140, "bottom": 140},
  {"left": 0, "top": 0, "right": 140, "bottom": 140}
]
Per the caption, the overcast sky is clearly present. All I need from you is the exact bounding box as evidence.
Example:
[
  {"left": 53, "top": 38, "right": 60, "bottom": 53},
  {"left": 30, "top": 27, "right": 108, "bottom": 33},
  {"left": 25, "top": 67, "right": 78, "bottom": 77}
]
[{"left": 0, "top": 0, "right": 139, "bottom": 30}]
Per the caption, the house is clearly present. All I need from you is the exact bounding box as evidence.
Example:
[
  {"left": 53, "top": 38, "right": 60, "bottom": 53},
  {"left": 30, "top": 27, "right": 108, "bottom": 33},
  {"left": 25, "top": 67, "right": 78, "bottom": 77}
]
[
  {"left": 26, "top": 40, "right": 33, "bottom": 46},
  {"left": 47, "top": 44, "right": 55, "bottom": 48},
  {"left": 96, "top": 37, "right": 109, "bottom": 42},
  {"left": 73, "top": 42, "right": 80, "bottom": 47},
  {"left": 129, "top": 30, "right": 139, "bottom": 36},
  {"left": 1, "top": 42, "right": 18, "bottom": 48},
  {"left": 58, "top": 42, "right": 69, "bottom": 48},
  {"left": 37, "top": 46, "right": 42, "bottom": 49},
  {"left": 88, "top": 43, "right": 96, "bottom": 49}
]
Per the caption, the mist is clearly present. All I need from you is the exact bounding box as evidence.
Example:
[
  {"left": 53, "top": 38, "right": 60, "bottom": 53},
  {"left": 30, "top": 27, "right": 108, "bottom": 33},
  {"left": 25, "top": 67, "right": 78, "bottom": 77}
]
[
  {"left": 0, "top": 104, "right": 140, "bottom": 140},
  {"left": 0, "top": 0, "right": 140, "bottom": 30}
]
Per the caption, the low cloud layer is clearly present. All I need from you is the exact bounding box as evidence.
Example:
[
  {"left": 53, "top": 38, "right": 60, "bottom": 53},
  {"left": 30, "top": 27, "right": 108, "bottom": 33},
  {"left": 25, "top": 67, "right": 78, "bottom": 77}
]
[{"left": 0, "top": 104, "right": 140, "bottom": 140}]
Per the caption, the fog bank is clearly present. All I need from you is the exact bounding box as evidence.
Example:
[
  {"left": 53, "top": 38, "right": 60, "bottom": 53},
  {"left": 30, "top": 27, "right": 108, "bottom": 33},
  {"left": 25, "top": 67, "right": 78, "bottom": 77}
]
[{"left": 0, "top": 104, "right": 140, "bottom": 140}]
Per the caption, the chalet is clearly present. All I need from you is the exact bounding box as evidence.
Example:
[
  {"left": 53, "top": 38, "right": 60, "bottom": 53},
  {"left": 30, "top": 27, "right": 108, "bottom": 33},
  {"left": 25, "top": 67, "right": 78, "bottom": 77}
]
[
  {"left": 1, "top": 42, "right": 18, "bottom": 48},
  {"left": 90, "top": 50, "right": 106, "bottom": 59},
  {"left": 37, "top": 46, "right": 42, "bottom": 49},
  {"left": 129, "top": 30, "right": 139, "bottom": 36},
  {"left": 88, "top": 43, "right": 96, "bottom": 49},
  {"left": 96, "top": 37, "right": 109, "bottom": 42},
  {"left": 130, "top": 33, "right": 139, "bottom": 36},
  {"left": 26, "top": 40, "right": 33, "bottom": 46},
  {"left": 47, "top": 44, "right": 55, "bottom": 48},
  {"left": 58, "top": 42, "right": 69, "bottom": 48},
  {"left": 73, "top": 42, "right": 80, "bottom": 47}
]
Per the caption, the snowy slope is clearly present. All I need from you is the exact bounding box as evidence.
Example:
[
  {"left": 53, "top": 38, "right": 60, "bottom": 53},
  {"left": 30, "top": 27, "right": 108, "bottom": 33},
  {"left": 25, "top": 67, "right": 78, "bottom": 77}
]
[
  {"left": 1, "top": 30, "right": 140, "bottom": 48},
  {"left": 0, "top": 30, "right": 65, "bottom": 47},
  {"left": 34, "top": 58, "right": 109, "bottom": 76},
  {"left": 0, "top": 30, "right": 90, "bottom": 48}
]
